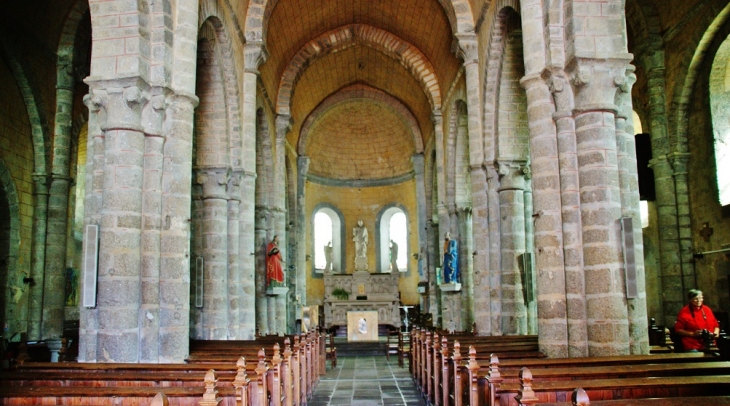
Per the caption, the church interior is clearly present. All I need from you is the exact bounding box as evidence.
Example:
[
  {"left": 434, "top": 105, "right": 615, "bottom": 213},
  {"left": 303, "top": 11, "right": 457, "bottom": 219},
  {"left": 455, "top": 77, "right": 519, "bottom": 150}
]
[{"left": 1, "top": 0, "right": 730, "bottom": 374}]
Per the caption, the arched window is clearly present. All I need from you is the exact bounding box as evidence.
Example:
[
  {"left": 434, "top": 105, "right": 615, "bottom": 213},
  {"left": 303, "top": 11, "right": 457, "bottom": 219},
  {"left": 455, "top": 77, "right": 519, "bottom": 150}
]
[
  {"left": 378, "top": 206, "right": 408, "bottom": 273},
  {"left": 710, "top": 37, "right": 730, "bottom": 206},
  {"left": 312, "top": 206, "right": 343, "bottom": 274}
]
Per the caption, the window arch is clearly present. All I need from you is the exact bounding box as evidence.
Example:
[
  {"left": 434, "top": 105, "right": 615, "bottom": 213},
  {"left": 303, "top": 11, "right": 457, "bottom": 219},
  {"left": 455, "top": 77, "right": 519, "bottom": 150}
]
[
  {"left": 710, "top": 36, "right": 730, "bottom": 206},
  {"left": 377, "top": 205, "right": 409, "bottom": 273},
  {"left": 312, "top": 205, "right": 344, "bottom": 274}
]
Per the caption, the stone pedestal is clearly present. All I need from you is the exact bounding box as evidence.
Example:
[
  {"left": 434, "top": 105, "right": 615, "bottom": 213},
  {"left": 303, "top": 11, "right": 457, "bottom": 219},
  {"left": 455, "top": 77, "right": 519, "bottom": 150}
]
[{"left": 440, "top": 283, "right": 463, "bottom": 332}]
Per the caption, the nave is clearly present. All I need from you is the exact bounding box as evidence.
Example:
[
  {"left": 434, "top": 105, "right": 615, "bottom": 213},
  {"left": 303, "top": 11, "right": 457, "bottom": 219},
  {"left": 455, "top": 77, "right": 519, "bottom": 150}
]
[{"left": 309, "top": 355, "right": 424, "bottom": 406}]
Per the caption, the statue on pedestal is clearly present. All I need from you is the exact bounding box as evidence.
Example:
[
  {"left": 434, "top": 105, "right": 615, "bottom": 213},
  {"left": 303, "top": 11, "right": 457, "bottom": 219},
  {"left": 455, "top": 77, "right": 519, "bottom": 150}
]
[
  {"left": 267, "top": 235, "right": 284, "bottom": 286},
  {"left": 442, "top": 232, "right": 459, "bottom": 284},
  {"left": 353, "top": 220, "right": 369, "bottom": 271}
]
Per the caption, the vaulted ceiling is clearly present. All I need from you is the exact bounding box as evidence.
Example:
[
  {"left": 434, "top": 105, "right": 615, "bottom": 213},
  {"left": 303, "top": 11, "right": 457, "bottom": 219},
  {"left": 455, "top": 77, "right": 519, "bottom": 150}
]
[{"left": 258, "top": 0, "right": 462, "bottom": 180}]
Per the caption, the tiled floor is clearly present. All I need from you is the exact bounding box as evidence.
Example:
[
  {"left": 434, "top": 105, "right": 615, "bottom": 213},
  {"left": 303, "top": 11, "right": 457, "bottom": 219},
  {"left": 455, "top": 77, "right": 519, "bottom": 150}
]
[{"left": 309, "top": 355, "right": 426, "bottom": 406}]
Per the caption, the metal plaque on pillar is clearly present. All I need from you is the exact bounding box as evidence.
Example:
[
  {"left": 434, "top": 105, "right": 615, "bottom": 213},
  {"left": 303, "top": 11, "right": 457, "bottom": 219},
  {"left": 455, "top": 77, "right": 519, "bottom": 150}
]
[
  {"left": 195, "top": 257, "right": 204, "bottom": 308},
  {"left": 82, "top": 224, "right": 99, "bottom": 308},
  {"left": 621, "top": 217, "right": 638, "bottom": 298}
]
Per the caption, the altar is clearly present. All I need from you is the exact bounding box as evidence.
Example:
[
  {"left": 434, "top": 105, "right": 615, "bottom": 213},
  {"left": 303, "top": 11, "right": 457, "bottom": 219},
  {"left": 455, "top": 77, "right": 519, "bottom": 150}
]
[{"left": 323, "top": 270, "right": 401, "bottom": 328}]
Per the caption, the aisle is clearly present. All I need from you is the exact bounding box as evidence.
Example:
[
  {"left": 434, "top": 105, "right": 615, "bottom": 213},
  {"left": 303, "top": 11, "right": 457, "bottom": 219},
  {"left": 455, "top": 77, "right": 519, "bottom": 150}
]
[{"left": 309, "top": 355, "right": 426, "bottom": 406}]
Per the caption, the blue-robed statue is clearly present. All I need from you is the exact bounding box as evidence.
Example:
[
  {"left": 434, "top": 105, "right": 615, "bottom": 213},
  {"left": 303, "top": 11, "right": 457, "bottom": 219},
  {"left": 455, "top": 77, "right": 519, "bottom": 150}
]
[{"left": 442, "top": 232, "right": 459, "bottom": 284}]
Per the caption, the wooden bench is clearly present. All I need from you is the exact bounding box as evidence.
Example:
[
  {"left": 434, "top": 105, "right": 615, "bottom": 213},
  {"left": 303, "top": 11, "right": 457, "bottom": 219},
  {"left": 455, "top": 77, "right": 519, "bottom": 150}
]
[
  {"left": 4, "top": 341, "right": 311, "bottom": 406},
  {"left": 507, "top": 367, "right": 730, "bottom": 406},
  {"left": 536, "top": 388, "right": 730, "bottom": 406}
]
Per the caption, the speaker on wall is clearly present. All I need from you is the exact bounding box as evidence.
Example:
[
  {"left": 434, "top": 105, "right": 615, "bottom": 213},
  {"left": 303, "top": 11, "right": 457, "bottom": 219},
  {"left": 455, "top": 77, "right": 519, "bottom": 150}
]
[{"left": 635, "top": 133, "right": 656, "bottom": 201}]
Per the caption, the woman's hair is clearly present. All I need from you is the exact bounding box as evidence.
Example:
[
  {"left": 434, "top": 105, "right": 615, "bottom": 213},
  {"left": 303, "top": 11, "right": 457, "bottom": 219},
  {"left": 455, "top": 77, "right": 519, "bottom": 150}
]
[{"left": 687, "top": 289, "right": 703, "bottom": 300}]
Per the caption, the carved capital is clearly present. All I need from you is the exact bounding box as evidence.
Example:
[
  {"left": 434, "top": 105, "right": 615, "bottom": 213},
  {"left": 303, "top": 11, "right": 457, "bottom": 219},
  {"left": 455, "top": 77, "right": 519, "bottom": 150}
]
[
  {"left": 31, "top": 173, "right": 50, "bottom": 196},
  {"left": 497, "top": 160, "right": 529, "bottom": 191},
  {"left": 565, "top": 55, "right": 633, "bottom": 113},
  {"left": 85, "top": 78, "right": 151, "bottom": 133},
  {"left": 455, "top": 33, "right": 478, "bottom": 65},
  {"left": 141, "top": 90, "right": 168, "bottom": 136},
  {"left": 227, "top": 170, "right": 243, "bottom": 200},
  {"left": 196, "top": 167, "right": 230, "bottom": 199},
  {"left": 275, "top": 114, "right": 292, "bottom": 139},
  {"left": 244, "top": 42, "right": 268, "bottom": 73}
]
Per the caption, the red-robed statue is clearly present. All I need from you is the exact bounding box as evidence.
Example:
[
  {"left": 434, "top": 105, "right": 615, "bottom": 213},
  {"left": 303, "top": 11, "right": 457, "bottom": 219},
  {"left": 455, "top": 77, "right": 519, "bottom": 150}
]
[{"left": 266, "top": 235, "right": 284, "bottom": 285}]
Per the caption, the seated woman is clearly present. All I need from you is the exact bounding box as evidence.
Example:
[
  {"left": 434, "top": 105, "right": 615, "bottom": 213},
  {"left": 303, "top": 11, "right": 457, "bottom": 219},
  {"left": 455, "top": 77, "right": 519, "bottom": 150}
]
[{"left": 674, "top": 289, "right": 720, "bottom": 351}]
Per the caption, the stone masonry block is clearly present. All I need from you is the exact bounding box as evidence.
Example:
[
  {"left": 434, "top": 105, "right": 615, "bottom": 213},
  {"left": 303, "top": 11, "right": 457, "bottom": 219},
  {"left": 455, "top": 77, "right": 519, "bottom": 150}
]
[
  {"left": 97, "top": 332, "right": 139, "bottom": 363},
  {"left": 96, "top": 275, "right": 141, "bottom": 307},
  {"left": 97, "top": 306, "right": 139, "bottom": 330}
]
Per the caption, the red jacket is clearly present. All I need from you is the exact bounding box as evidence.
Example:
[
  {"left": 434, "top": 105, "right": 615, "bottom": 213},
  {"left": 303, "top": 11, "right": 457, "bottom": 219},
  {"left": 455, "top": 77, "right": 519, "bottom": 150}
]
[{"left": 674, "top": 304, "right": 719, "bottom": 351}]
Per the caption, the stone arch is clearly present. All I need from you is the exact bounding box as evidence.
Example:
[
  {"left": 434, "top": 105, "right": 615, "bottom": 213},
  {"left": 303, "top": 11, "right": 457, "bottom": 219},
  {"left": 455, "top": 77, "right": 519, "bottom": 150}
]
[
  {"left": 0, "top": 43, "right": 49, "bottom": 175},
  {"left": 298, "top": 84, "right": 424, "bottom": 155},
  {"left": 276, "top": 24, "right": 441, "bottom": 115},
  {"left": 671, "top": 3, "right": 730, "bottom": 154},
  {"left": 0, "top": 158, "right": 21, "bottom": 334},
  {"left": 482, "top": 6, "right": 521, "bottom": 163},
  {"left": 244, "top": 0, "right": 474, "bottom": 44},
  {"left": 195, "top": 16, "right": 242, "bottom": 168}
]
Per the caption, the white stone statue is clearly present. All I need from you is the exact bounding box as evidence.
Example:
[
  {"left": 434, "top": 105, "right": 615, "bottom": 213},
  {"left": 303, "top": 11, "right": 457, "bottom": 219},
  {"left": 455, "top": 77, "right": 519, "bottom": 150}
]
[
  {"left": 353, "top": 220, "right": 369, "bottom": 272},
  {"left": 324, "top": 241, "right": 333, "bottom": 272},
  {"left": 389, "top": 240, "right": 399, "bottom": 272},
  {"left": 353, "top": 220, "right": 368, "bottom": 258}
]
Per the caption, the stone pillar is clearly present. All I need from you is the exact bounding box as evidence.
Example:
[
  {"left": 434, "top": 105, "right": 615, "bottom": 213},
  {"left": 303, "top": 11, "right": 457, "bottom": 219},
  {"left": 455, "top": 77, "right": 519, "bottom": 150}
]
[
  {"left": 227, "top": 172, "right": 242, "bottom": 338},
  {"left": 497, "top": 161, "right": 529, "bottom": 335},
  {"left": 412, "top": 154, "right": 428, "bottom": 283},
  {"left": 645, "top": 65, "right": 684, "bottom": 325},
  {"left": 523, "top": 177, "right": 537, "bottom": 335},
  {"left": 28, "top": 174, "right": 49, "bottom": 340},
  {"left": 670, "top": 152, "right": 694, "bottom": 298},
  {"left": 41, "top": 172, "right": 72, "bottom": 339},
  {"left": 255, "top": 208, "right": 269, "bottom": 335},
  {"left": 470, "top": 165, "right": 491, "bottom": 335},
  {"left": 455, "top": 33, "right": 485, "bottom": 334},
  {"left": 546, "top": 71, "right": 588, "bottom": 357},
  {"left": 432, "top": 110, "right": 446, "bottom": 326},
  {"left": 296, "top": 157, "right": 309, "bottom": 301},
  {"left": 40, "top": 56, "right": 76, "bottom": 340},
  {"left": 197, "top": 168, "right": 230, "bottom": 339},
  {"left": 139, "top": 91, "right": 167, "bottom": 362},
  {"left": 190, "top": 179, "right": 204, "bottom": 339},
  {"left": 520, "top": 73, "right": 568, "bottom": 357},
  {"left": 274, "top": 114, "right": 291, "bottom": 334},
  {"left": 78, "top": 91, "right": 105, "bottom": 362},
  {"left": 456, "top": 207, "right": 473, "bottom": 329},
  {"left": 242, "top": 42, "right": 267, "bottom": 338},
  {"left": 486, "top": 164, "right": 502, "bottom": 334},
  {"left": 568, "top": 57, "right": 632, "bottom": 356},
  {"left": 615, "top": 68, "right": 649, "bottom": 354},
  {"left": 239, "top": 170, "right": 257, "bottom": 340},
  {"left": 87, "top": 80, "right": 147, "bottom": 362}
]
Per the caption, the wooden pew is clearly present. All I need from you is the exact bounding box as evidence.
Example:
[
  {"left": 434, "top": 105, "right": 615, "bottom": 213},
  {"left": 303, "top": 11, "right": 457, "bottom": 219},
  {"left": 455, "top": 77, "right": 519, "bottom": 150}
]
[
  {"left": 2, "top": 346, "right": 289, "bottom": 406},
  {"left": 509, "top": 367, "right": 730, "bottom": 406},
  {"left": 472, "top": 352, "right": 729, "bottom": 406},
  {"left": 536, "top": 387, "right": 730, "bottom": 406}
]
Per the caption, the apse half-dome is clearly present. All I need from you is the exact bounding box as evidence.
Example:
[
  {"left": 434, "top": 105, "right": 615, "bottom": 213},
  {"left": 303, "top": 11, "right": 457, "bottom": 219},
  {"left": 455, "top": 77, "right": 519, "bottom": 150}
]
[{"left": 304, "top": 98, "right": 416, "bottom": 181}]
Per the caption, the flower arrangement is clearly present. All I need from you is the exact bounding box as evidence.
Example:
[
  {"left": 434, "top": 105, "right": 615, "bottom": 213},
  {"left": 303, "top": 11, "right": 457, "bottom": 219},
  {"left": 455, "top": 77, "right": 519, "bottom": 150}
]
[{"left": 332, "top": 287, "right": 350, "bottom": 300}]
